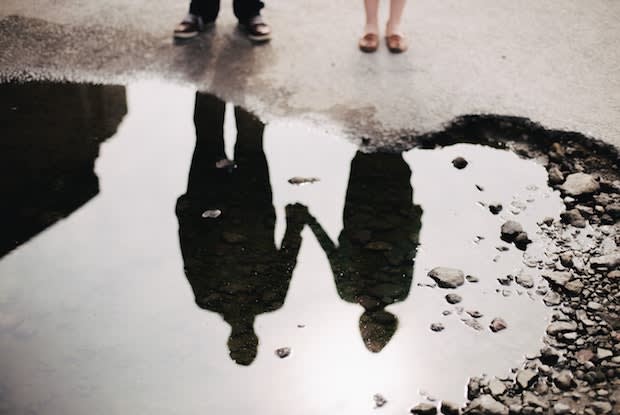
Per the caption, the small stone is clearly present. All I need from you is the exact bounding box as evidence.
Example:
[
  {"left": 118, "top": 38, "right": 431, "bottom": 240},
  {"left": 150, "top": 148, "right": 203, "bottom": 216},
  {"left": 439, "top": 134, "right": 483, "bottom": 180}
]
[
  {"left": 467, "top": 377, "right": 482, "bottom": 400},
  {"left": 516, "top": 275, "right": 534, "bottom": 289},
  {"left": 497, "top": 275, "right": 512, "bottom": 286},
  {"left": 590, "top": 253, "right": 620, "bottom": 269},
  {"left": 587, "top": 301, "right": 603, "bottom": 312},
  {"left": 452, "top": 157, "right": 468, "bottom": 169},
  {"left": 553, "top": 370, "right": 575, "bottom": 390},
  {"left": 597, "top": 348, "right": 613, "bottom": 360},
  {"left": 576, "top": 349, "right": 594, "bottom": 363},
  {"left": 540, "top": 347, "right": 560, "bottom": 365},
  {"left": 275, "top": 347, "right": 291, "bottom": 358},
  {"left": 548, "top": 166, "right": 565, "bottom": 185},
  {"left": 374, "top": 393, "right": 388, "bottom": 408},
  {"left": 489, "top": 204, "right": 503, "bottom": 215},
  {"left": 428, "top": 268, "right": 465, "bottom": 289},
  {"left": 553, "top": 402, "right": 572, "bottom": 415},
  {"left": 488, "top": 378, "right": 506, "bottom": 397},
  {"left": 445, "top": 294, "right": 462, "bottom": 304},
  {"left": 561, "top": 173, "right": 600, "bottom": 197},
  {"left": 411, "top": 402, "right": 437, "bottom": 415},
  {"left": 440, "top": 401, "right": 460, "bottom": 415},
  {"left": 288, "top": 176, "right": 320, "bottom": 185},
  {"left": 500, "top": 221, "right": 524, "bottom": 242},
  {"left": 490, "top": 318, "right": 507, "bottom": 333},
  {"left": 514, "top": 232, "right": 532, "bottom": 250},
  {"left": 522, "top": 391, "right": 549, "bottom": 409},
  {"left": 608, "top": 270, "right": 620, "bottom": 280},
  {"left": 466, "top": 395, "right": 508, "bottom": 415},
  {"left": 542, "top": 271, "right": 572, "bottom": 288},
  {"left": 466, "top": 275, "right": 479, "bottom": 283},
  {"left": 543, "top": 291, "right": 562, "bottom": 306},
  {"left": 430, "top": 323, "right": 445, "bottom": 332},
  {"left": 589, "top": 401, "right": 612, "bottom": 414},
  {"left": 561, "top": 209, "right": 587, "bottom": 228},
  {"left": 547, "top": 321, "right": 578, "bottom": 336},
  {"left": 542, "top": 217, "right": 554, "bottom": 226},
  {"left": 201, "top": 209, "right": 222, "bottom": 219},
  {"left": 467, "top": 310, "right": 483, "bottom": 319},
  {"left": 516, "top": 369, "right": 537, "bottom": 389},
  {"left": 463, "top": 319, "right": 484, "bottom": 331},
  {"left": 559, "top": 253, "right": 574, "bottom": 267},
  {"left": 565, "top": 280, "right": 584, "bottom": 295}
]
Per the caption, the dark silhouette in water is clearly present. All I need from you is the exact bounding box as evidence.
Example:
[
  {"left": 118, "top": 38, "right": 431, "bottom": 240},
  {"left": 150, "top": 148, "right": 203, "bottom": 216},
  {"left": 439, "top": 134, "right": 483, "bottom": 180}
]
[
  {"left": 0, "top": 82, "right": 127, "bottom": 259},
  {"left": 176, "top": 92, "right": 305, "bottom": 366},
  {"left": 307, "top": 151, "right": 422, "bottom": 352}
]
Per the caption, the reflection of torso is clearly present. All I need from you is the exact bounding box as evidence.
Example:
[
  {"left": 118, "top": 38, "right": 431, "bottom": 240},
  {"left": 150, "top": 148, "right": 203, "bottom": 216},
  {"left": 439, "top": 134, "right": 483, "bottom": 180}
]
[{"left": 331, "top": 152, "right": 422, "bottom": 307}]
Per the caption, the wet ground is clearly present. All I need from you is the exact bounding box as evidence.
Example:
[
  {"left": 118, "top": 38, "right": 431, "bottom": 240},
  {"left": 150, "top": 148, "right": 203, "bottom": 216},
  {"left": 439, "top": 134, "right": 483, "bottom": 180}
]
[
  {"left": 0, "top": 80, "right": 583, "bottom": 414},
  {"left": 1, "top": 1, "right": 619, "bottom": 149}
]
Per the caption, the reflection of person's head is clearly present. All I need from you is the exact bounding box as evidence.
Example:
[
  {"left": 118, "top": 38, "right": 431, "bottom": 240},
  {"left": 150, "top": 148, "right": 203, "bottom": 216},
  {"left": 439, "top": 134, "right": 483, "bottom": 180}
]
[
  {"left": 360, "top": 310, "right": 398, "bottom": 353},
  {"left": 226, "top": 317, "right": 259, "bottom": 366}
]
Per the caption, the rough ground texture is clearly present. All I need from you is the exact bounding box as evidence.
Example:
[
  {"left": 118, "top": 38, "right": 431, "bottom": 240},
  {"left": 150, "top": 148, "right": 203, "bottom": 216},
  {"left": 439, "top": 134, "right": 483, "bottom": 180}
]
[{"left": 0, "top": 0, "right": 619, "bottom": 149}]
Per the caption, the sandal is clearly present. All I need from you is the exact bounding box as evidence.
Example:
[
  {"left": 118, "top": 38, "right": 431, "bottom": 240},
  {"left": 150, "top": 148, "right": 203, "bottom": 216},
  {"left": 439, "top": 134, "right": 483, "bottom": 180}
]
[
  {"left": 359, "top": 33, "right": 379, "bottom": 53},
  {"left": 386, "top": 34, "right": 408, "bottom": 53}
]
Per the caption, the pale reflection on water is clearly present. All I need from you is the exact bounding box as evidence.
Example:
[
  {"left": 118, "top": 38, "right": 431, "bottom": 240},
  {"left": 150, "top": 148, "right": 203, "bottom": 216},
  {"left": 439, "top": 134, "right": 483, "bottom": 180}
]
[{"left": 0, "top": 81, "right": 563, "bottom": 415}]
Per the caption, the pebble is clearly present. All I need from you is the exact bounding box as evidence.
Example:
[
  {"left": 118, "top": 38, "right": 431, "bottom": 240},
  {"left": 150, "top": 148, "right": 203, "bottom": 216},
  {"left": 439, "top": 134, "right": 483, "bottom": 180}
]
[
  {"left": 288, "top": 176, "right": 320, "bottom": 185},
  {"left": 445, "top": 294, "right": 462, "bottom": 304},
  {"left": 561, "top": 209, "right": 587, "bottom": 228},
  {"left": 552, "top": 403, "right": 572, "bottom": 415},
  {"left": 201, "top": 209, "right": 222, "bottom": 219},
  {"left": 490, "top": 318, "right": 507, "bottom": 333},
  {"left": 553, "top": 370, "right": 575, "bottom": 390},
  {"left": 440, "top": 401, "right": 460, "bottom": 415},
  {"left": 488, "top": 378, "right": 506, "bottom": 397},
  {"left": 430, "top": 323, "right": 445, "bottom": 332},
  {"left": 516, "top": 274, "right": 534, "bottom": 289},
  {"left": 516, "top": 369, "right": 537, "bottom": 389},
  {"left": 452, "top": 157, "right": 468, "bottom": 169},
  {"left": 547, "top": 321, "right": 578, "bottom": 336},
  {"left": 489, "top": 204, "right": 503, "bottom": 215},
  {"left": 275, "top": 347, "right": 291, "bottom": 358},
  {"left": 466, "top": 275, "right": 479, "bottom": 283},
  {"left": 560, "top": 173, "right": 600, "bottom": 197},
  {"left": 589, "top": 253, "right": 620, "bottom": 269},
  {"left": 466, "top": 395, "right": 508, "bottom": 415},
  {"left": 374, "top": 393, "right": 388, "bottom": 408},
  {"left": 428, "top": 267, "right": 465, "bottom": 289},
  {"left": 411, "top": 402, "right": 437, "bottom": 415}
]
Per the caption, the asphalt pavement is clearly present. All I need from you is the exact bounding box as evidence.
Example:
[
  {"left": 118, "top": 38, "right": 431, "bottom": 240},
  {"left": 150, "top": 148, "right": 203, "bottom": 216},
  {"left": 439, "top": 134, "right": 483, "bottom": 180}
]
[{"left": 1, "top": 0, "right": 619, "bottom": 149}]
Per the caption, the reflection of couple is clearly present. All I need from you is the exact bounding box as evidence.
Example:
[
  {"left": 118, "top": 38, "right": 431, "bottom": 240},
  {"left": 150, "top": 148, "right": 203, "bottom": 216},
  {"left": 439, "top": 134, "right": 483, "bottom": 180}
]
[{"left": 176, "top": 92, "right": 422, "bottom": 365}]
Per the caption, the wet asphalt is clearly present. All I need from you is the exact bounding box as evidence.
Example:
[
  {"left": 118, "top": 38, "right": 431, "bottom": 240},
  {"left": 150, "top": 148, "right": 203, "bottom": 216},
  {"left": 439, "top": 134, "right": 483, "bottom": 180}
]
[{"left": 0, "top": 0, "right": 619, "bottom": 148}]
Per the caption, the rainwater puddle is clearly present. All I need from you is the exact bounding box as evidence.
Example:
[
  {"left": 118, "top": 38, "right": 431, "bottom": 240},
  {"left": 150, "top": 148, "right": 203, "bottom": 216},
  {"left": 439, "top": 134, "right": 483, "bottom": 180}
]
[{"left": 0, "top": 81, "right": 564, "bottom": 415}]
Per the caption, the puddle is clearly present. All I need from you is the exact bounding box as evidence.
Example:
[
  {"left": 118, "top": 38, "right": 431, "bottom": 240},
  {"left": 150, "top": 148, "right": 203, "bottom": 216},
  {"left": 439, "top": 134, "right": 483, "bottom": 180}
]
[{"left": 0, "top": 81, "right": 565, "bottom": 415}]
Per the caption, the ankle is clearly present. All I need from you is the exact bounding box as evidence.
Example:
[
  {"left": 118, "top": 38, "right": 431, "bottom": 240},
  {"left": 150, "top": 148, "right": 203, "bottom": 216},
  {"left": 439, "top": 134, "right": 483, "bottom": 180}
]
[
  {"left": 364, "top": 22, "right": 379, "bottom": 35},
  {"left": 386, "top": 20, "right": 402, "bottom": 36}
]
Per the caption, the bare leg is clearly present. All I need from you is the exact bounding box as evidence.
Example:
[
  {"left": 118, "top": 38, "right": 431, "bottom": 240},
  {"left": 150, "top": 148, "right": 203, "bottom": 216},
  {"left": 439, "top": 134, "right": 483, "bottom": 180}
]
[
  {"left": 364, "top": 0, "right": 380, "bottom": 35},
  {"left": 386, "top": 0, "right": 406, "bottom": 36}
]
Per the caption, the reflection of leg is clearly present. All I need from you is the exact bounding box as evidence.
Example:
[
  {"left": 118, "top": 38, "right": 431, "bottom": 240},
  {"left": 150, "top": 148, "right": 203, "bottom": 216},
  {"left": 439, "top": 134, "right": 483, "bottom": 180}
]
[
  {"left": 189, "top": 0, "right": 221, "bottom": 22},
  {"left": 233, "top": 0, "right": 265, "bottom": 22},
  {"left": 185, "top": 93, "right": 226, "bottom": 193}
]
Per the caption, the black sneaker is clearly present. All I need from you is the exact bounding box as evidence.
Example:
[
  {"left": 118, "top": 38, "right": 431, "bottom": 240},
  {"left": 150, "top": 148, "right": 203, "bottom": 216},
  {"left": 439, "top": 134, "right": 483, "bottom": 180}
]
[
  {"left": 238, "top": 15, "right": 272, "bottom": 43},
  {"left": 174, "top": 14, "right": 212, "bottom": 40}
]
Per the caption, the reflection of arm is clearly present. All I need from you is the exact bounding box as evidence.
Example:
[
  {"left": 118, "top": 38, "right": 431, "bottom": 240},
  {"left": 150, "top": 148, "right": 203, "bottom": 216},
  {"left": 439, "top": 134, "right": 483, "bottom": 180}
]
[
  {"left": 306, "top": 212, "right": 337, "bottom": 255},
  {"left": 278, "top": 203, "right": 306, "bottom": 267}
]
